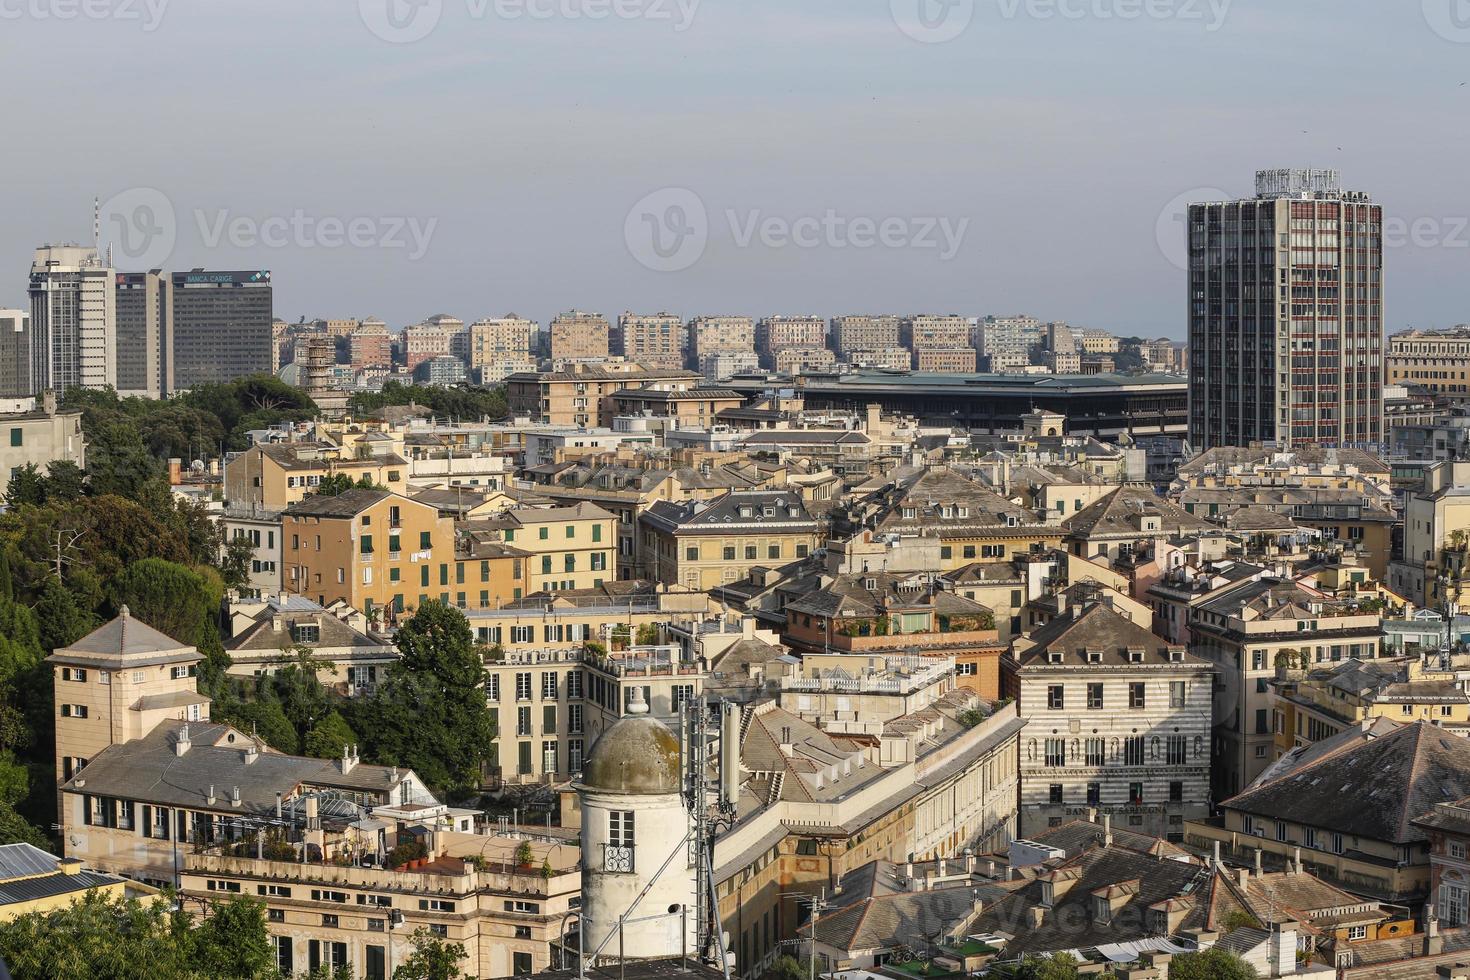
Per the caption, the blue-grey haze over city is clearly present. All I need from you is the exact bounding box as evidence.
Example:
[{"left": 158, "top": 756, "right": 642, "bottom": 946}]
[{"left": 2, "top": 0, "right": 1467, "bottom": 334}]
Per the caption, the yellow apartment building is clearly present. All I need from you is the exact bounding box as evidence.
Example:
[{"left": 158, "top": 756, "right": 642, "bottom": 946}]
[
  {"left": 467, "top": 502, "right": 618, "bottom": 594},
  {"left": 639, "top": 491, "right": 820, "bottom": 591}
]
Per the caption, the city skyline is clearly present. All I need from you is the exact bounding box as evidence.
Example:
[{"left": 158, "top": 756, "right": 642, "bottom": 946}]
[{"left": 3, "top": 3, "right": 1469, "bottom": 337}]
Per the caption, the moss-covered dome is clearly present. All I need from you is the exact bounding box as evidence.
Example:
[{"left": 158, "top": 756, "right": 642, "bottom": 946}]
[{"left": 581, "top": 695, "right": 682, "bottom": 795}]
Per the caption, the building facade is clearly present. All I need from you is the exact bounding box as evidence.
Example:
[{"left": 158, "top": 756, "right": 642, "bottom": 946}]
[
  {"left": 1188, "top": 169, "right": 1383, "bottom": 451},
  {"left": 167, "top": 270, "right": 274, "bottom": 392},
  {"left": 28, "top": 245, "right": 115, "bottom": 394},
  {"left": 614, "top": 312, "right": 685, "bottom": 368},
  {"left": 549, "top": 310, "right": 611, "bottom": 363}
]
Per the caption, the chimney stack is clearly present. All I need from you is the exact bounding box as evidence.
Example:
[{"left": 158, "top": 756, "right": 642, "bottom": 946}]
[
  {"left": 207, "top": 784, "right": 216, "bottom": 806},
  {"left": 1103, "top": 814, "right": 1113, "bottom": 848},
  {"left": 1293, "top": 847, "right": 1303, "bottom": 873},
  {"left": 175, "top": 724, "right": 192, "bottom": 757},
  {"left": 1254, "top": 847, "right": 1263, "bottom": 877},
  {"left": 1212, "top": 840, "right": 1222, "bottom": 869},
  {"left": 230, "top": 786, "right": 242, "bottom": 808}
]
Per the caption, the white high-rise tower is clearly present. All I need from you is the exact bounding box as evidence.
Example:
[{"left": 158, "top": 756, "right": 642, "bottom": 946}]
[{"left": 28, "top": 245, "right": 116, "bottom": 394}]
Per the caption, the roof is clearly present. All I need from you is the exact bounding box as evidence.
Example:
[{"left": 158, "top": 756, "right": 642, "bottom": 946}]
[
  {"left": 874, "top": 468, "right": 1036, "bottom": 533},
  {"left": 1063, "top": 485, "right": 1213, "bottom": 539},
  {"left": 580, "top": 705, "right": 681, "bottom": 795},
  {"left": 62, "top": 719, "right": 416, "bottom": 814},
  {"left": 1012, "top": 602, "right": 1202, "bottom": 668},
  {"left": 807, "top": 884, "right": 1005, "bottom": 953},
  {"left": 640, "top": 491, "right": 816, "bottom": 534},
  {"left": 1029, "top": 819, "right": 1194, "bottom": 861},
  {"left": 282, "top": 487, "right": 394, "bottom": 518},
  {"left": 1221, "top": 720, "right": 1470, "bottom": 845},
  {"left": 1178, "top": 446, "right": 1390, "bottom": 477},
  {"left": 47, "top": 608, "right": 199, "bottom": 669}
]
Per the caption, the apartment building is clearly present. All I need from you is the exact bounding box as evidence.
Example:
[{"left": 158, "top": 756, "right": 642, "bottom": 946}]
[
  {"left": 1388, "top": 327, "right": 1470, "bottom": 397},
  {"left": 843, "top": 349, "right": 911, "bottom": 371},
  {"left": 1006, "top": 598, "right": 1212, "bottom": 840},
  {"left": 864, "top": 468, "right": 1063, "bottom": 570},
  {"left": 401, "top": 321, "right": 457, "bottom": 371},
  {"left": 699, "top": 350, "right": 761, "bottom": 381},
  {"left": 770, "top": 347, "right": 835, "bottom": 375},
  {"left": 469, "top": 502, "right": 617, "bottom": 593},
  {"left": 914, "top": 348, "right": 977, "bottom": 373},
  {"left": 608, "top": 386, "right": 744, "bottom": 426},
  {"left": 506, "top": 364, "right": 702, "bottom": 427},
  {"left": 614, "top": 312, "right": 685, "bottom": 368},
  {"left": 639, "top": 490, "right": 820, "bottom": 590},
  {"left": 1188, "top": 170, "right": 1383, "bottom": 451},
  {"left": 1079, "top": 329, "right": 1120, "bottom": 354},
  {"left": 1187, "top": 576, "right": 1383, "bottom": 799},
  {"left": 349, "top": 320, "right": 392, "bottom": 372},
  {"left": 467, "top": 315, "right": 536, "bottom": 373},
  {"left": 28, "top": 245, "right": 115, "bottom": 393},
  {"left": 281, "top": 489, "right": 455, "bottom": 617},
  {"left": 1391, "top": 460, "right": 1470, "bottom": 607},
  {"left": 830, "top": 315, "right": 901, "bottom": 354},
  {"left": 1272, "top": 657, "right": 1470, "bottom": 754},
  {"left": 688, "top": 316, "right": 756, "bottom": 366},
  {"left": 901, "top": 314, "right": 972, "bottom": 351},
  {"left": 0, "top": 392, "right": 85, "bottom": 501},
  {"left": 548, "top": 310, "right": 610, "bottom": 363},
  {"left": 755, "top": 316, "right": 827, "bottom": 367},
  {"left": 976, "top": 314, "right": 1042, "bottom": 358}
]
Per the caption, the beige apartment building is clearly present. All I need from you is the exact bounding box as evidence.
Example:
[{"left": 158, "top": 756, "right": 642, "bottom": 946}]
[
  {"left": 468, "top": 316, "right": 535, "bottom": 370},
  {"left": 224, "top": 443, "right": 408, "bottom": 513},
  {"left": 1079, "top": 329, "right": 1120, "bottom": 354},
  {"left": 914, "top": 348, "right": 977, "bottom": 373},
  {"left": 640, "top": 490, "right": 820, "bottom": 590},
  {"left": 1390, "top": 459, "right": 1470, "bottom": 607},
  {"left": 505, "top": 364, "right": 702, "bottom": 427},
  {"left": 349, "top": 320, "right": 392, "bottom": 371},
  {"left": 0, "top": 392, "right": 85, "bottom": 500},
  {"left": 831, "top": 315, "right": 901, "bottom": 353},
  {"left": 755, "top": 316, "right": 827, "bottom": 365},
  {"left": 901, "top": 314, "right": 972, "bottom": 351},
  {"left": 402, "top": 321, "right": 457, "bottom": 371},
  {"left": 548, "top": 310, "right": 610, "bottom": 362},
  {"left": 844, "top": 349, "right": 911, "bottom": 370},
  {"left": 608, "top": 386, "right": 744, "bottom": 426},
  {"left": 772, "top": 348, "right": 836, "bottom": 374},
  {"left": 688, "top": 316, "right": 756, "bottom": 365},
  {"left": 1388, "top": 328, "right": 1470, "bottom": 397},
  {"left": 471, "top": 502, "right": 618, "bottom": 593},
  {"left": 614, "top": 312, "right": 685, "bottom": 368}
]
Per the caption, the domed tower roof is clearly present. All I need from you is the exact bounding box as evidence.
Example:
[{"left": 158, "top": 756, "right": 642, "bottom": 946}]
[{"left": 581, "top": 691, "right": 682, "bottom": 795}]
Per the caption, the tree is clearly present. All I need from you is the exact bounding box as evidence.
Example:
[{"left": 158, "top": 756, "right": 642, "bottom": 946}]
[
  {"left": 763, "top": 955, "right": 807, "bottom": 980},
  {"left": 1167, "top": 948, "right": 1258, "bottom": 980},
  {"left": 217, "top": 696, "right": 299, "bottom": 755},
  {"left": 219, "top": 533, "right": 256, "bottom": 592},
  {"left": 108, "top": 558, "right": 223, "bottom": 656},
  {"left": 41, "top": 461, "right": 85, "bottom": 503},
  {"left": 360, "top": 602, "right": 495, "bottom": 798},
  {"left": 187, "top": 895, "right": 277, "bottom": 979},
  {"left": 1015, "top": 954, "right": 1082, "bottom": 980},
  {"left": 4, "top": 464, "right": 48, "bottom": 508},
  {"left": 0, "top": 889, "right": 287, "bottom": 980},
  {"left": 393, "top": 927, "right": 474, "bottom": 980},
  {"left": 304, "top": 711, "right": 358, "bottom": 759},
  {"left": 309, "top": 473, "right": 386, "bottom": 497},
  {"left": 32, "top": 578, "right": 97, "bottom": 653}
]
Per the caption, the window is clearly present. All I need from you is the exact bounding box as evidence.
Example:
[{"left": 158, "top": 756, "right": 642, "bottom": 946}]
[
  {"left": 1087, "top": 683, "right": 1103, "bottom": 709},
  {"left": 517, "top": 706, "right": 532, "bottom": 736},
  {"left": 542, "top": 672, "right": 558, "bottom": 700},
  {"left": 1085, "top": 738, "right": 1104, "bottom": 766},
  {"left": 516, "top": 672, "right": 532, "bottom": 700},
  {"left": 1347, "top": 926, "right": 1367, "bottom": 941},
  {"left": 1124, "top": 736, "right": 1144, "bottom": 766},
  {"left": 1452, "top": 841, "right": 1467, "bottom": 860},
  {"left": 8, "top": 428, "right": 20, "bottom": 447},
  {"left": 1046, "top": 685, "right": 1065, "bottom": 710},
  {"left": 722, "top": 546, "right": 736, "bottom": 561},
  {"left": 1170, "top": 681, "right": 1186, "bottom": 708},
  {"left": 1166, "top": 735, "right": 1186, "bottom": 765},
  {"left": 61, "top": 667, "right": 87, "bottom": 682},
  {"left": 511, "top": 625, "right": 533, "bottom": 644},
  {"left": 685, "top": 546, "right": 698, "bottom": 561},
  {"left": 60, "top": 704, "right": 88, "bottom": 719},
  {"left": 569, "top": 703, "right": 583, "bottom": 734},
  {"left": 796, "top": 544, "right": 809, "bottom": 558},
  {"left": 258, "top": 885, "right": 292, "bottom": 897},
  {"left": 360, "top": 534, "right": 373, "bottom": 555},
  {"left": 592, "top": 524, "right": 602, "bottom": 542},
  {"left": 1128, "top": 782, "right": 1144, "bottom": 804},
  {"left": 1128, "top": 683, "right": 1146, "bottom": 709},
  {"left": 1049, "top": 784, "right": 1064, "bottom": 804},
  {"left": 311, "top": 890, "right": 349, "bottom": 903},
  {"left": 419, "top": 899, "right": 457, "bottom": 912},
  {"left": 1441, "top": 881, "right": 1469, "bottom": 927},
  {"left": 1086, "top": 782, "right": 1100, "bottom": 805},
  {"left": 1044, "top": 738, "right": 1065, "bottom": 767},
  {"left": 1169, "top": 781, "right": 1183, "bottom": 802}
]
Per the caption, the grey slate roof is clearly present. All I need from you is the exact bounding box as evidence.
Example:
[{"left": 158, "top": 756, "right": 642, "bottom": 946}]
[
  {"left": 282, "top": 487, "right": 394, "bottom": 518},
  {"left": 48, "top": 609, "right": 199, "bottom": 669},
  {"left": 1062, "top": 485, "right": 1213, "bottom": 539},
  {"left": 1013, "top": 602, "right": 1201, "bottom": 668},
  {"left": 1222, "top": 720, "right": 1470, "bottom": 845}
]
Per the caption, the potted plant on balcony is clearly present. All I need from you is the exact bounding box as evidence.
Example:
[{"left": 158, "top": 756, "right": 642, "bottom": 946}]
[{"left": 515, "top": 840, "right": 534, "bottom": 869}]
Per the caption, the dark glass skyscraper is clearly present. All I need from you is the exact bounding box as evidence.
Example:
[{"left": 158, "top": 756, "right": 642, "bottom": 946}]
[
  {"left": 165, "top": 270, "right": 273, "bottom": 393},
  {"left": 1187, "top": 170, "right": 1383, "bottom": 451}
]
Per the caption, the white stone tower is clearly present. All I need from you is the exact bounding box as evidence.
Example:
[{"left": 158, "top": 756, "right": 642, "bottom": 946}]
[{"left": 577, "top": 690, "right": 696, "bottom": 962}]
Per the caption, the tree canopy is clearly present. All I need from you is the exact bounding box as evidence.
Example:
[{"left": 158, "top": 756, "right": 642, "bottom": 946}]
[
  {"left": 349, "top": 381, "right": 506, "bottom": 423},
  {"left": 1167, "top": 948, "right": 1259, "bottom": 980}
]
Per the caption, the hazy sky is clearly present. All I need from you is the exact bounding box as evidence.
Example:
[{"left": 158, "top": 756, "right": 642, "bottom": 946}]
[{"left": 3, "top": 0, "right": 1468, "bottom": 338}]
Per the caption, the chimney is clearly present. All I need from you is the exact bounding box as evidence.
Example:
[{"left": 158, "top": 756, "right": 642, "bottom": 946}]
[
  {"left": 1212, "top": 840, "right": 1222, "bottom": 869},
  {"left": 340, "top": 744, "right": 357, "bottom": 775},
  {"left": 1292, "top": 847, "right": 1303, "bottom": 874},
  {"left": 905, "top": 859, "right": 914, "bottom": 880},
  {"left": 1254, "top": 847, "right": 1263, "bottom": 877},
  {"left": 58, "top": 857, "right": 82, "bottom": 876},
  {"left": 230, "top": 785, "right": 242, "bottom": 808},
  {"left": 275, "top": 792, "right": 283, "bottom": 819},
  {"left": 1028, "top": 907, "right": 1045, "bottom": 929},
  {"left": 306, "top": 795, "right": 320, "bottom": 831},
  {"left": 207, "top": 785, "right": 217, "bottom": 806},
  {"left": 42, "top": 390, "right": 57, "bottom": 417},
  {"left": 966, "top": 851, "right": 976, "bottom": 873},
  {"left": 1236, "top": 868, "right": 1249, "bottom": 888},
  {"left": 175, "top": 724, "right": 192, "bottom": 757},
  {"left": 244, "top": 741, "right": 259, "bottom": 765},
  {"left": 1270, "top": 921, "right": 1298, "bottom": 977},
  {"left": 938, "top": 857, "right": 947, "bottom": 877},
  {"left": 1103, "top": 814, "right": 1113, "bottom": 848}
]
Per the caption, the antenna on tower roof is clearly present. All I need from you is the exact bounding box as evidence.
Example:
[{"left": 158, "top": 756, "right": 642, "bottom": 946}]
[{"left": 93, "top": 196, "right": 100, "bottom": 251}]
